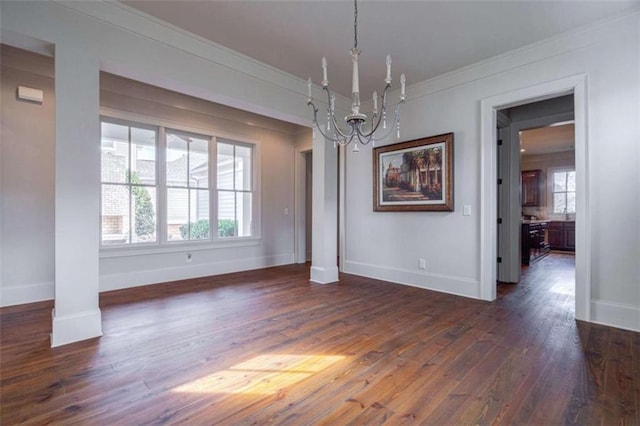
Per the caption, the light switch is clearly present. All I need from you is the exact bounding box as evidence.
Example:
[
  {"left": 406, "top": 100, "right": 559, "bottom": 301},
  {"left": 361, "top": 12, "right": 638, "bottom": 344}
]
[
  {"left": 284, "top": 207, "right": 289, "bottom": 215},
  {"left": 463, "top": 205, "right": 472, "bottom": 216}
]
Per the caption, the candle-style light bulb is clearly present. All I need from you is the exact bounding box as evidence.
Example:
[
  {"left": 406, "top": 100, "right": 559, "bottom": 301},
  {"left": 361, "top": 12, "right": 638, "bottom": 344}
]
[
  {"left": 400, "top": 74, "right": 406, "bottom": 98},
  {"left": 321, "top": 57, "right": 328, "bottom": 86},
  {"left": 307, "top": 78, "right": 312, "bottom": 99},
  {"left": 386, "top": 54, "right": 392, "bottom": 82},
  {"left": 373, "top": 91, "right": 378, "bottom": 113}
]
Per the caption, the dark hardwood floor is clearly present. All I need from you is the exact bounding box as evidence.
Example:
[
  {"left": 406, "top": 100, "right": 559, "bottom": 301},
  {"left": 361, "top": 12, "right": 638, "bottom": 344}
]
[{"left": 1, "top": 253, "right": 638, "bottom": 424}]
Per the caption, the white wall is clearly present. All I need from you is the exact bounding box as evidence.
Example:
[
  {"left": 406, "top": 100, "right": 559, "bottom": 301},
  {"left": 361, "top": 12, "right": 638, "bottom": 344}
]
[
  {"left": 344, "top": 12, "right": 640, "bottom": 331},
  {"left": 0, "top": 46, "right": 55, "bottom": 305}
]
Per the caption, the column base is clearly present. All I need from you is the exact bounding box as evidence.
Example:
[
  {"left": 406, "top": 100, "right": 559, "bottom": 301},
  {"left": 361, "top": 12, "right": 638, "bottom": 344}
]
[
  {"left": 310, "top": 266, "right": 339, "bottom": 284},
  {"left": 51, "top": 308, "right": 102, "bottom": 347}
]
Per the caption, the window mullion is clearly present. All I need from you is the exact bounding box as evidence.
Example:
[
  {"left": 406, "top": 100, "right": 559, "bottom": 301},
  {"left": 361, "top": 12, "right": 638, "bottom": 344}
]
[
  {"left": 158, "top": 127, "right": 168, "bottom": 244},
  {"left": 186, "top": 139, "right": 191, "bottom": 241},
  {"left": 128, "top": 126, "right": 133, "bottom": 244},
  {"left": 210, "top": 136, "right": 216, "bottom": 241}
]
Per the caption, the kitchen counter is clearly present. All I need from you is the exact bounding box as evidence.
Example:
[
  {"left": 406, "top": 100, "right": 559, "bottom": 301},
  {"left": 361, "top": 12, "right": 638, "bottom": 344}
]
[
  {"left": 521, "top": 219, "right": 550, "bottom": 224},
  {"left": 521, "top": 221, "right": 550, "bottom": 265}
]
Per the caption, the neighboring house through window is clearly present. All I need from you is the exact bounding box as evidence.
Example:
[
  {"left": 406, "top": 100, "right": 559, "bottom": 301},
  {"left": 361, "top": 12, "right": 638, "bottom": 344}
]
[
  {"left": 100, "top": 117, "right": 256, "bottom": 246},
  {"left": 101, "top": 121, "right": 158, "bottom": 245}
]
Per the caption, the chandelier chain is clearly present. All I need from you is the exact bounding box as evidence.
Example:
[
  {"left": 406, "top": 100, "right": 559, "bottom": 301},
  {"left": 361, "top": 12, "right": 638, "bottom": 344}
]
[
  {"left": 306, "top": 0, "right": 405, "bottom": 149},
  {"left": 353, "top": 0, "right": 358, "bottom": 49}
]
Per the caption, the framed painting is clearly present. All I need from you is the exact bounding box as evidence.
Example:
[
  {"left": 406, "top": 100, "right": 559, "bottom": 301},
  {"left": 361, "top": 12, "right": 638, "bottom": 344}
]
[{"left": 373, "top": 133, "right": 454, "bottom": 211}]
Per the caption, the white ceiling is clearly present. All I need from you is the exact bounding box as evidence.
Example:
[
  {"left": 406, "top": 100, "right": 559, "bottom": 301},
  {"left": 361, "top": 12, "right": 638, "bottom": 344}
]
[
  {"left": 520, "top": 123, "right": 575, "bottom": 156},
  {"left": 121, "top": 0, "right": 639, "bottom": 98}
]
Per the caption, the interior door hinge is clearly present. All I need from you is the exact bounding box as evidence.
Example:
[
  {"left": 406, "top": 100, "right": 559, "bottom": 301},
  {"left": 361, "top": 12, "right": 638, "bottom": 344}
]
[
  {"left": 497, "top": 139, "right": 503, "bottom": 146},
  {"left": 497, "top": 218, "right": 503, "bottom": 224},
  {"left": 497, "top": 257, "right": 502, "bottom": 263},
  {"left": 497, "top": 178, "right": 503, "bottom": 185}
]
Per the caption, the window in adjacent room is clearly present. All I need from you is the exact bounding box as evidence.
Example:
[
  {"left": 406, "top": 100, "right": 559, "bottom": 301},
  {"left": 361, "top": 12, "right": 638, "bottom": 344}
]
[{"left": 552, "top": 169, "right": 576, "bottom": 214}]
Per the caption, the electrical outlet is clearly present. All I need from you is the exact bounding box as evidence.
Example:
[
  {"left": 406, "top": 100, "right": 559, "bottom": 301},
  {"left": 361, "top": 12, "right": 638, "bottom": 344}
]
[
  {"left": 186, "top": 253, "right": 192, "bottom": 263},
  {"left": 419, "top": 258, "right": 426, "bottom": 269}
]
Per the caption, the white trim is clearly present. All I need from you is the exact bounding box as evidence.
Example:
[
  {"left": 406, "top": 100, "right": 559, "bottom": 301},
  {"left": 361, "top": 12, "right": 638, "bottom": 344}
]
[
  {"left": 591, "top": 300, "right": 640, "bottom": 332},
  {"left": 100, "top": 253, "right": 294, "bottom": 292},
  {"left": 100, "top": 238, "right": 260, "bottom": 258},
  {"left": 480, "top": 74, "right": 590, "bottom": 322},
  {"left": 343, "top": 260, "right": 479, "bottom": 299},
  {"left": 294, "top": 143, "right": 312, "bottom": 264},
  {"left": 51, "top": 308, "right": 102, "bottom": 348},
  {"left": 100, "top": 107, "right": 262, "bottom": 148},
  {"left": 310, "top": 266, "right": 339, "bottom": 285},
  {"left": 0, "top": 281, "right": 54, "bottom": 307}
]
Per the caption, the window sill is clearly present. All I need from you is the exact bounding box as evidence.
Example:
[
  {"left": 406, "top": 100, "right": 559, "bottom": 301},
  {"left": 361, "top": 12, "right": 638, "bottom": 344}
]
[{"left": 100, "top": 237, "right": 261, "bottom": 258}]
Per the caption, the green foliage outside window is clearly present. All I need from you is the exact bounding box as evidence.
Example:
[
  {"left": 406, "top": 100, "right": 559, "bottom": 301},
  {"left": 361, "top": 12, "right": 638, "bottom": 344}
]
[
  {"left": 178, "top": 219, "right": 237, "bottom": 240},
  {"left": 130, "top": 172, "right": 155, "bottom": 237}
]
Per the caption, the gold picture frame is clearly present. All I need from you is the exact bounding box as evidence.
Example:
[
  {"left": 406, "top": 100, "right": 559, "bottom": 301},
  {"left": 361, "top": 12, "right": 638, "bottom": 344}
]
[{"left": 373, "top": 133, "right": 454, "bottom": 211}]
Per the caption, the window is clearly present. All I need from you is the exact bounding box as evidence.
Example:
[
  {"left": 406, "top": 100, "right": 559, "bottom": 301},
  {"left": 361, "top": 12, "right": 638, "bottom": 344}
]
[
  {"left": 100, "top": 118, "right": 256, "bottom": 247},
  {"left": 217, "top": 141, "right": 253, "bottom": 238},
  {"left": 101, "top": 121, "right": 158, "bottom": 245},
  {"left": 552, "top": 169, "right": 576, "bottom": 214},
  {"left": 166, "top": 131, "right": 211, "bottom": 241}
]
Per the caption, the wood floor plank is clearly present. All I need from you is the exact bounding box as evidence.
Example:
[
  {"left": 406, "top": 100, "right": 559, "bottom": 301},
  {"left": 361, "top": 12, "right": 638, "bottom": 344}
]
[{"left": 1, "top": 254, "right": 638, "bottom": 425}]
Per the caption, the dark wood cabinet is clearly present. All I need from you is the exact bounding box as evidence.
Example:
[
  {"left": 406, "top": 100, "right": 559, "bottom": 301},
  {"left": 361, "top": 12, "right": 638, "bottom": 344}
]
[
  {"left": 521, "top": 221, "right": 550, "bottom": 265},
  {"left": 548, "top": 221, "right": 575, "bottom": 251},
  {"left": 521, "top": 170, "right": 545, "bottom": 207}
]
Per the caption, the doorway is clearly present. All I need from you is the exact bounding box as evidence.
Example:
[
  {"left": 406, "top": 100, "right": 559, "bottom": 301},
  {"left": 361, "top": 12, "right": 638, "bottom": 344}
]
[
  {"left": 497, "top": 95, "right": 575, "bottom": 284},
  {"left": 479, "top": 74, "right": 590, "bottom": 322}
]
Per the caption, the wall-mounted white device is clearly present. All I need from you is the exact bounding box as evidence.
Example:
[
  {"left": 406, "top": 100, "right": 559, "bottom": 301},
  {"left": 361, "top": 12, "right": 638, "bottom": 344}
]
[{"left": 17, "top": 85, "right": 44, "bottom": 103}]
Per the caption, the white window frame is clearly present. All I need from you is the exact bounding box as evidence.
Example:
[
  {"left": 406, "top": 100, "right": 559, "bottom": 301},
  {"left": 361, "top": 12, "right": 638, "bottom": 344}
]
[
  {"left": 215, "top": 139, "right": 257, "bottom": 239},
  {"left": 547, "top": 166, "right": 576, "bottom": 219},
  {"left": 100, "top": 117, "right": 160, "bottom": 248},
  {"left": 99, "top": 111, "right": 261, "bottom": 256}
]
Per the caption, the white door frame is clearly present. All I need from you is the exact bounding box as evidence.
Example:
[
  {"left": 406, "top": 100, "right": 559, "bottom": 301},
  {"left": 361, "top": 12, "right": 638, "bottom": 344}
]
[
  {"left": 294, "top": 143, "right": 312, "bottom": 264},
  {"left": 479, "top": 74, "right": 591, "bottom": 321}
]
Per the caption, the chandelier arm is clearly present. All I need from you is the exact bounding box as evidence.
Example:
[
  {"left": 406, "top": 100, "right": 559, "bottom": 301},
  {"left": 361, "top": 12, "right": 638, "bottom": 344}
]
[
  {"left": 369, "top": 102, "right": 403, "bottom": 142},
  {"left": 323, "top": 87, "right": 356, "bottom": 140},
  {"left": 307, "top": 99, "right": 336, "bottom": 141},
  {"left": 361, "top": 84, "right": 392, "bottom": 138}
]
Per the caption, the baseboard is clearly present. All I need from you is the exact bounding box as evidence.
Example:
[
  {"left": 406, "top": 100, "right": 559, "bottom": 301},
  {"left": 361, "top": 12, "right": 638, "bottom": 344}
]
[
  {"left": 343, "top": 260, "right": 480, "bottom": 299},
  {"left": 310, "top": 266, "right": 339, "bottom": 284},
  {"left": 99, "top": 253, "right": 295, "bottom": 292},
  {"left": 0, "top": 281, "right": 54, "bottom": 307},
  {"left": 590, "top": 300, "right": 640, "bottom": 332},
  {"left": 51, "top": 308, "right": 103, "bottom": 347}
]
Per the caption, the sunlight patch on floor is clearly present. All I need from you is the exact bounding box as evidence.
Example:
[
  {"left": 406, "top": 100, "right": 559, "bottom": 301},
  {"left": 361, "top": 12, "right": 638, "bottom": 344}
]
[{"left": 172, "top": 354, "right": 346, "bottom": 395}]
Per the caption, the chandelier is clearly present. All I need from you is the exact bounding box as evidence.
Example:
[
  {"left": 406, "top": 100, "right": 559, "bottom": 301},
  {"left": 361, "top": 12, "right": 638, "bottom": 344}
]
[{"left": 306, "top": 0, "right": 406, "bottom": 152}]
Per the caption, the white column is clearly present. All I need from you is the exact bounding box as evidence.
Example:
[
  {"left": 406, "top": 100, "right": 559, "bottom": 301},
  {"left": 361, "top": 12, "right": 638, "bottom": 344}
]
[
  {"left": 51, "top": 42, "right": 102, "bottom": 347},
  {"left": 310, "top": 130, "right": 339, "bottom": 284}
]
